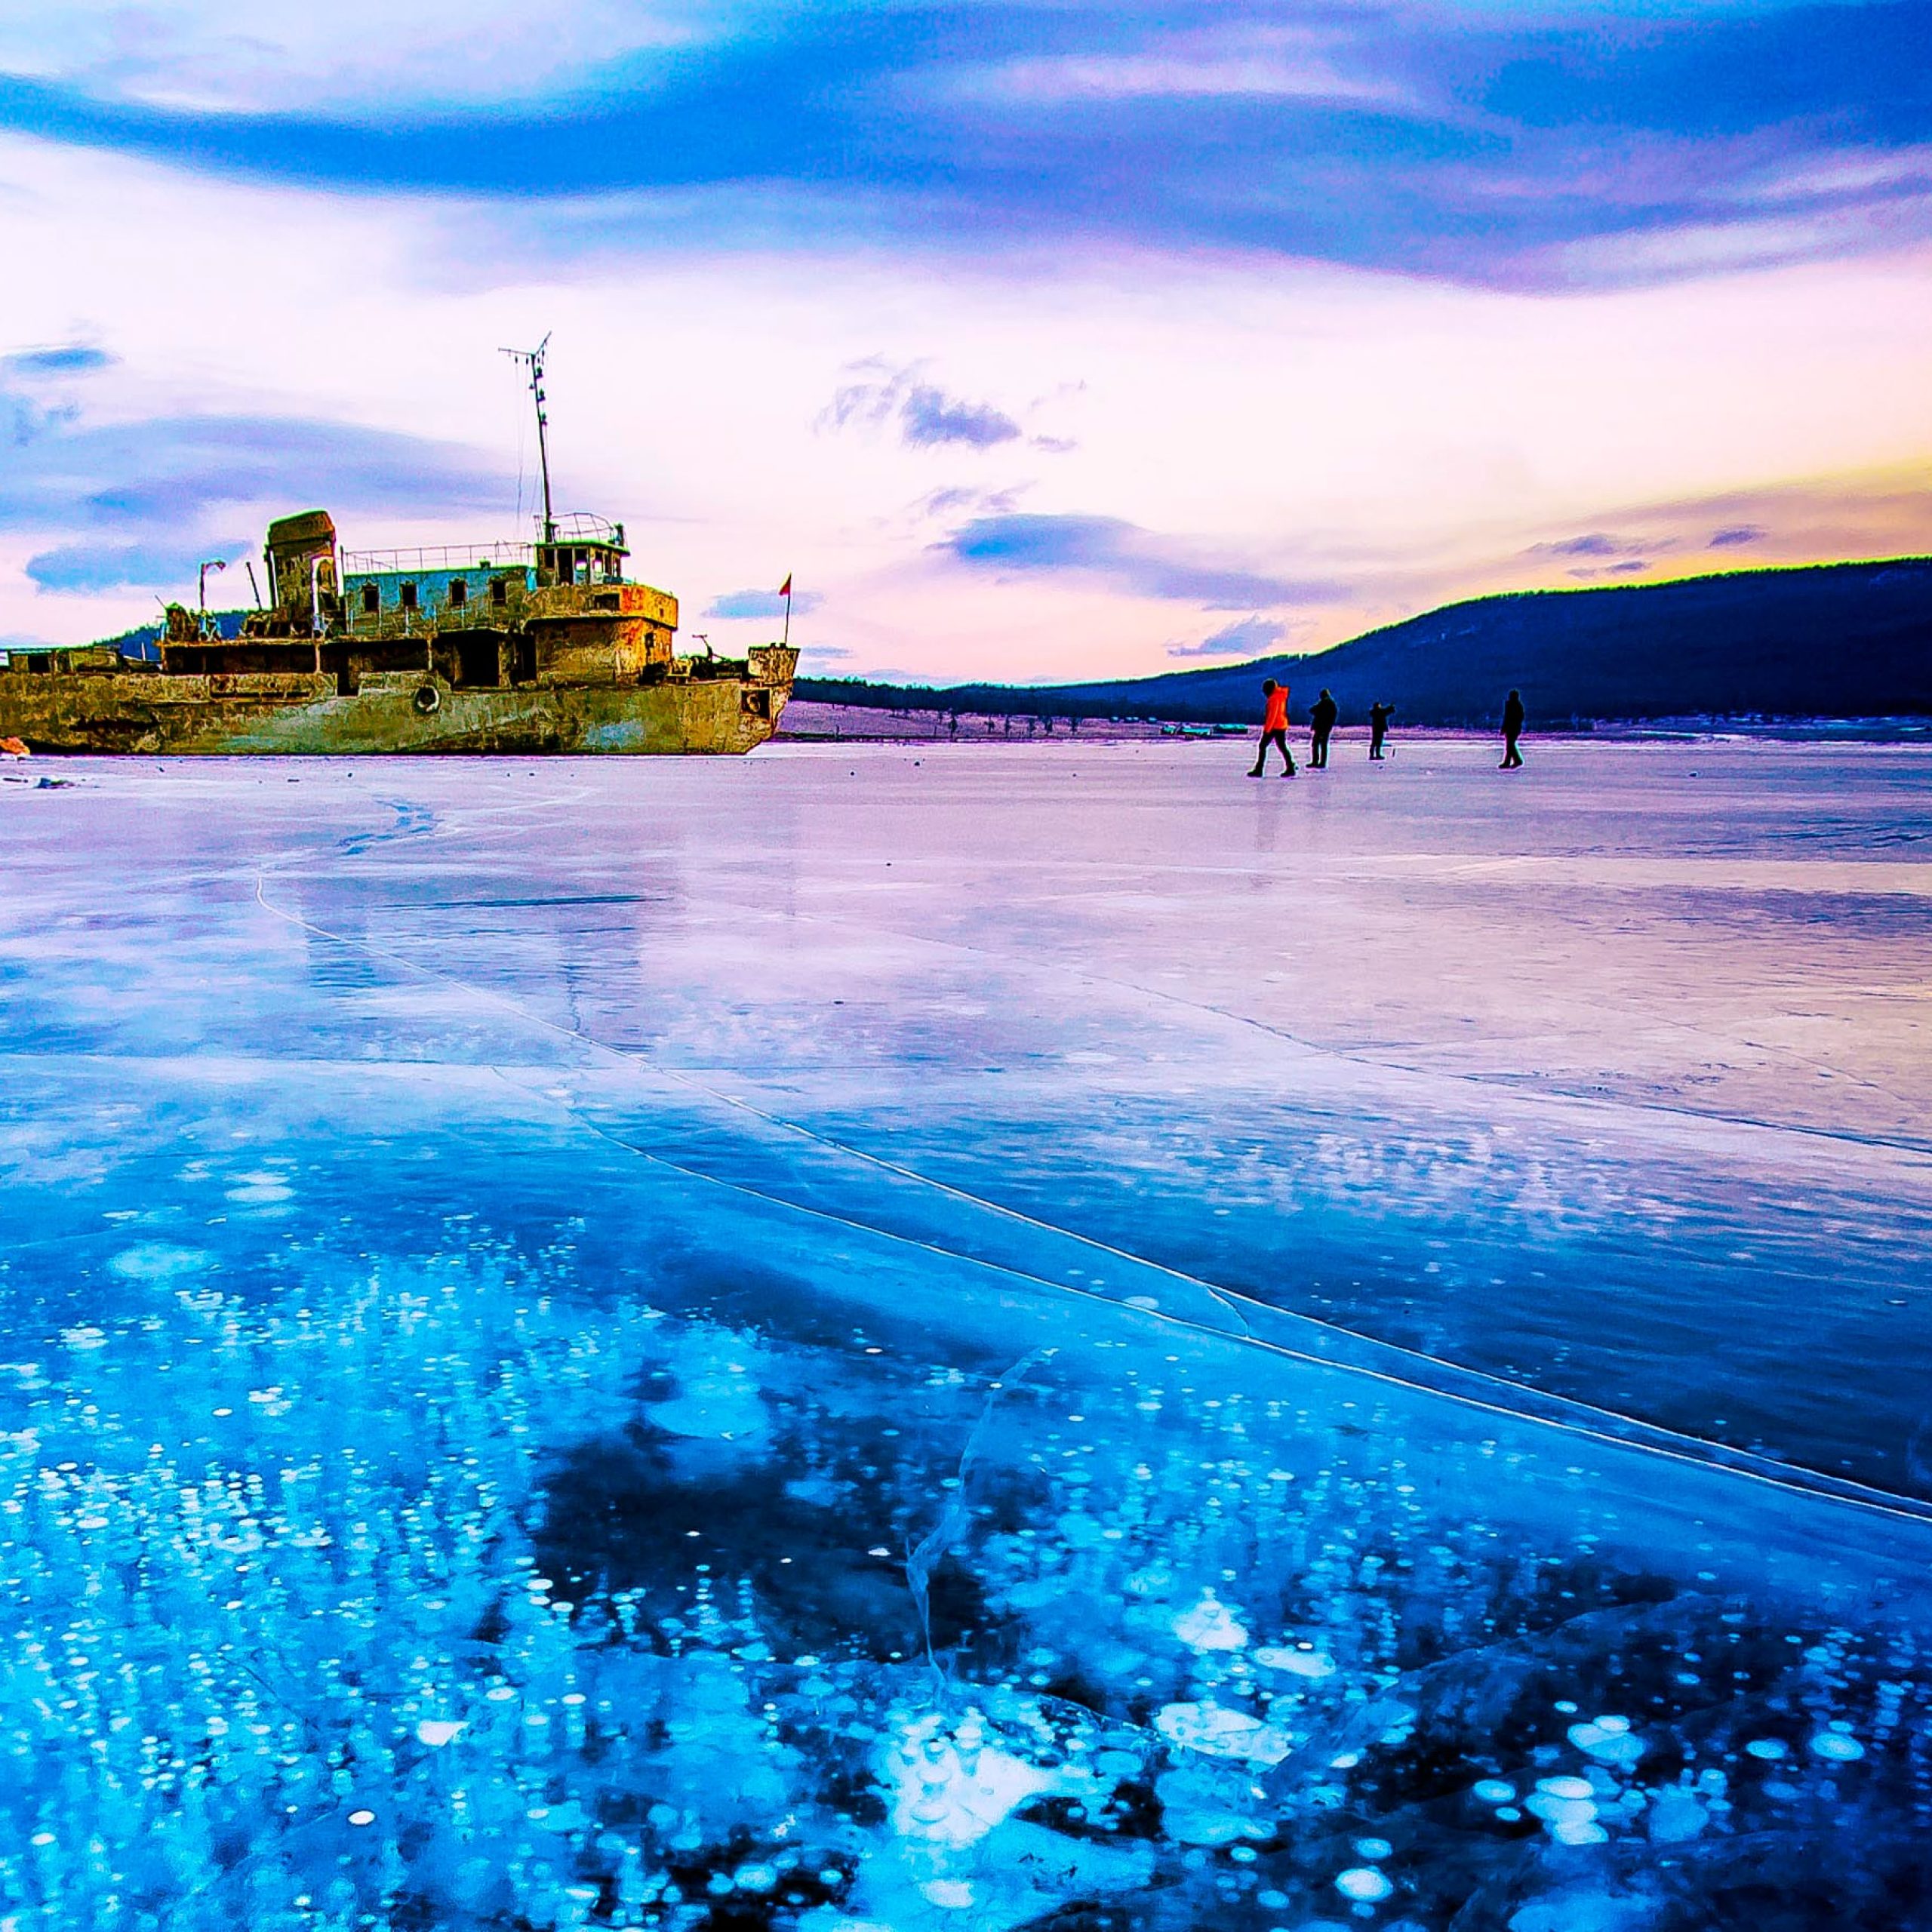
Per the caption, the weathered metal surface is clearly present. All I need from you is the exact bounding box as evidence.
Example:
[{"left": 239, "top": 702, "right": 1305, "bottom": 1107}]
[
  {"left": 0, "top": 659, "right": 795, "bottom": 755},
  {"left": 3, "top": 503, "right": 797, "bottom": 757}
]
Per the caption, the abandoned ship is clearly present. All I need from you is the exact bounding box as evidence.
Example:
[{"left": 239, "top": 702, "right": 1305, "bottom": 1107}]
[{"left": 0, "top": 343, "right": 796, "bottom": 755}]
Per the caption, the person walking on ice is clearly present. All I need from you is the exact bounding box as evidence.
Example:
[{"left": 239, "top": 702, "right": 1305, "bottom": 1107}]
[
  {"left": 1249, "top": 678, "right": 1296, "bottom": 777},
  {"left": 1500, "top": 688, "right": 1526, "bottom": 769},
  {"left": 1309, "top": 688, "right": 1339, "bottom": 768},
  {"left": 1368, "top": 700, "right": 1394, "bottom": 761}
]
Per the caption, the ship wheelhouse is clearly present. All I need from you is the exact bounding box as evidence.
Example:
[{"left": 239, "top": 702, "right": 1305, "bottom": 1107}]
[{"left": 535, "top": 512, "right": 629, "bottom": 589}]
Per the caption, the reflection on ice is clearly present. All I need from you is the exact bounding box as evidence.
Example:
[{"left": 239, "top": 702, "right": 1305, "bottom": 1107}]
[{"left": 2, "top": 744, "right": 1930, "bottom": 1928}]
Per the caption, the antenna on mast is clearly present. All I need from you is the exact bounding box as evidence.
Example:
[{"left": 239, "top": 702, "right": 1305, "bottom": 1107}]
[{"left": 500, "top": 333, "right": 555, "bottom": 543}]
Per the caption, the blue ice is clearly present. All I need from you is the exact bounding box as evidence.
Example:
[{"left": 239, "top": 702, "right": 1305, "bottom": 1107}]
[{"left": 2, "top": 740, "right": 1930, "bottom": 1930}]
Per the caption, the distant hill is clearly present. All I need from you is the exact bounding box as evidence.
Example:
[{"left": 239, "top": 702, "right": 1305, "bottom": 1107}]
[{"left": 799, "top": 558, "right": 1932, "bottom": 725}]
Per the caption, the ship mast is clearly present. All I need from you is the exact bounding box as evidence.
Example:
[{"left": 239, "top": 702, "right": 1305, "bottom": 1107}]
[{"left": 501, "top": 334, "right": 555, "bottom": 544}]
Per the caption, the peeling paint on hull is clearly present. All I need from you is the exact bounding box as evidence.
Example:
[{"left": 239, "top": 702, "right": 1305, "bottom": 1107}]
[{"left": 0, "top": 669, "right": 790, "bottom": 756}]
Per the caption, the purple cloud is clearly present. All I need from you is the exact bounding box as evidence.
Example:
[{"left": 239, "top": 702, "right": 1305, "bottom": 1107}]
[{"left": 940, "top": 512, "right": 1340, "bottom": 610}]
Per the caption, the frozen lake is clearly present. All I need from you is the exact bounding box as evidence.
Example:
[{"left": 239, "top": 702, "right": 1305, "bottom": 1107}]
[{"left": 3, "top": 737, "right": 1930, "bottom": 1929}]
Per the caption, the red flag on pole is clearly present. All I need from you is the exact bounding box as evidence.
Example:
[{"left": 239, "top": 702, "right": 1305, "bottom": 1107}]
[{"left": 779, "top": 574, "right": 792, "bottom": 598}]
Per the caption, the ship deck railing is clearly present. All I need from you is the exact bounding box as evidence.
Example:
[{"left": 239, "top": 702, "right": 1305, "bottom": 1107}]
[{"left": 341, "top": 541, "right": 537, "bottom": 576}]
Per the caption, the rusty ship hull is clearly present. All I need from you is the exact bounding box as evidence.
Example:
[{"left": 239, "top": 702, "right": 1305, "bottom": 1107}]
[
  {"left": 2, "top": 506, "right": 798, "bottom": 756},
  {"left": 0, "top": 661, "right": 794, "bottom": 757}
]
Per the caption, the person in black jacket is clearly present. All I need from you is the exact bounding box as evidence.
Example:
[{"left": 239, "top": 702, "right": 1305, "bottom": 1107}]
[
  {"left": 1368, "top": 701, "right": 1394, "bottom": 760},
  {"left": 1309, "top": 688, "right": 1339, "bottom": 768},
  {"left": 1500, "top": 689, "right": 1525, "bottom": 769}
]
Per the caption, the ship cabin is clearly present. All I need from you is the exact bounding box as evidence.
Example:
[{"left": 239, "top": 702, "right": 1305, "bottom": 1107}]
[
  {"left": 340, "top": 547, "right": 540, "bottom": 634},
  {"left": 150, "top": 509, "right": 683, "bottom": 695},
  {"left": 536, "top": 515, "right": 629, "bottom": 589}
]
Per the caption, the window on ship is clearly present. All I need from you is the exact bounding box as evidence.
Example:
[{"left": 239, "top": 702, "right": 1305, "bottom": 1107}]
[
  {"left": 361, "top": 583, "right": 379, "bottom": 615},
  {"left": 399, "top": 581, "right": 418, "bottom": 611},
  {"left": 491, "top": 577, "right": 509, "bottom": 608},
  {"left": 448, "top": 578, "right": 467, "bottom": 609}
]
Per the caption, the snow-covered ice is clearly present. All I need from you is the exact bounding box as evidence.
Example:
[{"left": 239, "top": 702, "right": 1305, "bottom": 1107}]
[{"left": 2, "top": 737, "right": 1930, "bottom": 1930}]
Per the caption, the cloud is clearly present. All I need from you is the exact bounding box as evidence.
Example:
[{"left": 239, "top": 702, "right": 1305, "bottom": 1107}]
[
  {"left": 703, "top": 586, "right": 825, "bottom": 620},
  {"left": 0, "top": 412, "right": 500, "bottom": 530},
  {"left": 0, "top": 360, "right": 506, "bottom": 601},
  {"left": 915, "top": 485, "right": 1022, "bottom": 521},
  {"left": 1168, "top": 614, "right": 1287, "bottom": 660},
  {"left": 1709, "top": 524, "right": 1767, "bottom": 547},
  {"left": 825, "top": 363, "right": 1020, "bottom": 451},
  {"left": 7, "top": 2, "right": 1927, "bottom": 288},
  {"left": 938, "top": 512, "right": 1340, "bottom": 610},
  {"left": 1534, "top": 531, "right": 1623, "bottom": 558},
  {"left": 26, "top": 538, "right": 249, "bottom": 595},
  {"left": 899, "top": 384, "right": 1020, "bottom": 450},
  {"left": 2, "top": 344, "right": 117, "bottom": 378}
]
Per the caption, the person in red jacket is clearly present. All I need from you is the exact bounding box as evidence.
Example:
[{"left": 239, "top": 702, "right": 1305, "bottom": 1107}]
[{"left": 1248, "top": 678, "right": 1295, "bottom": 777}]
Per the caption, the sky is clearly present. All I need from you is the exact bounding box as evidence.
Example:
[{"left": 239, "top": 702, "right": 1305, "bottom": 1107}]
[{"left": 2, "top": 0, "right": 1929, "bottom": 681}]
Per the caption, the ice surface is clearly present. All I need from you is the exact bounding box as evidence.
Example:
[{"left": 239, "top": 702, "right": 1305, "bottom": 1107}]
[{"left": 2, "top": 739, "right": 1930, "bottom": 1930}]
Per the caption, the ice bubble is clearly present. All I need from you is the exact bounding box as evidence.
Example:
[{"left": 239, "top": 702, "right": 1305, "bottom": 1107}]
[
  {"left": 1645, "top": 1789, "right": 1706, "bottom": 1843},
  {"left": 1335, "top": 1868, "right": 1393, "bottom": 1903},
  {"left": 109, "top": 1244, "right": 209, "bottom": 1281},
  {"left": 1154, "top": 1773, "right": 1257, "bottom": 1847},
  {"left": 1254, "top": 1645, "right": 1337, "bottom": 1678},
  {"left": 1527, "top": 1795, "right": 1597, "bottom": 1829},
  {"left": 1537, "top": 1777, "right": 1595, "bottom": 1801},
  {"left": 883, "top": 1710, "right": 1060, "bottom": 1846},
  {"left": 1744, "top": 1739, "right": 1788, "bottom": 1761},
  {"left": 415, "top": 1719, "right": 466, "bottom": 1748},
  {"left": 1173, "top": 1589, "right": 1249, "bottom": 1653},
  {"left": 1155, "top": 1702, "right": 1291, "bottom": 1766},
  {"left": 1553, "top": 1700, "right": 1579, "bottom": 1714},
  {"left": 226, "top": 1177, "right": 292, "bottom": 1204},
  {"left": 1354, "top": 1837, "right": 1393, "bottom": 1860},
  {"left": 734, "top": 1865, "right": 777, "bottom": 1893},
  {"left": 1551, "top": 1818, "right": 1608, "bottom": 1846},
  {"left": 1472, "top": 1779, "right": 1516, "bottom": 1804},
  {"left": 921, "top": 1881, "right": 977, "bottom": 1909},
  {"left": 347, "top": 1810, "right": 375, "bottom": 1827},
  {"left": 1810, "top": 1732, "right": 1865, "bottom": 1761},
  {"left": 1567, "top": 1721, "right": 1646, "bottom": 1768},
  {"left": 60, "top": 1326, "right": 108, "bottom": 1351}
]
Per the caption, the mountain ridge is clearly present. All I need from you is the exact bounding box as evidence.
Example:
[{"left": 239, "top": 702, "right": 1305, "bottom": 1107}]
[{"left": 800, "top": 557, "right": 1932, "bottom": 724}]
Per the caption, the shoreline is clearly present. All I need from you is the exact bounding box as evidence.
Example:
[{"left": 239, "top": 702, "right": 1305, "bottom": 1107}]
[{"left": 778, "top": 699, "right": 1932, "bottom": 746}]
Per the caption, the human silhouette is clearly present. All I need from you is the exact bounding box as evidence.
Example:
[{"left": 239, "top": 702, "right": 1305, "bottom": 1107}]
[
  {"left": 1249, "top": 678, "right": 1295, "bottom": 776},
  {"left": 1500, "top": 688, "right": 1525, "bottom": 769},
  {"left": 1368, "top": 701, "right": 1394, "bottom": 760},
  {"left": 1309, "top": 688, "right": 1339, "bottom": 768}
]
